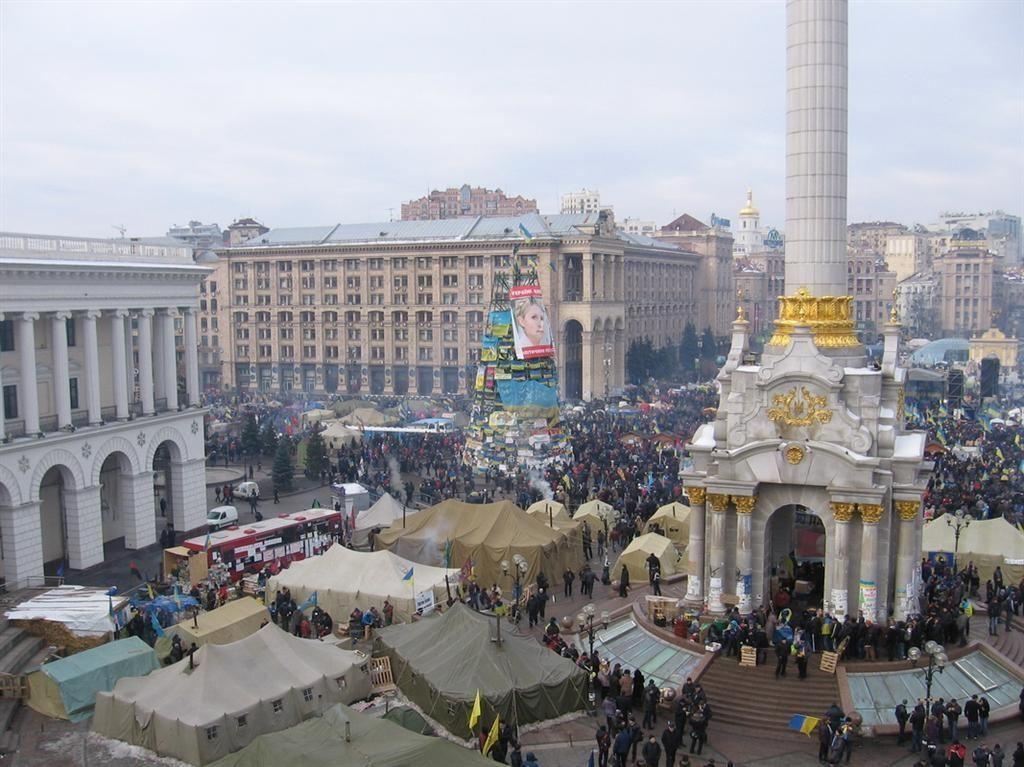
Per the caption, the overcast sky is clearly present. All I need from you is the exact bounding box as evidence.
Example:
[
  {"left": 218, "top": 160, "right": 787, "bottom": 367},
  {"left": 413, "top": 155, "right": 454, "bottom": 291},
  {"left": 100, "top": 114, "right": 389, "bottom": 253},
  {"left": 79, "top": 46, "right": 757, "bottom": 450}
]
[{"left": 1, "top": 1, "right": 1021, "bottom": 239}]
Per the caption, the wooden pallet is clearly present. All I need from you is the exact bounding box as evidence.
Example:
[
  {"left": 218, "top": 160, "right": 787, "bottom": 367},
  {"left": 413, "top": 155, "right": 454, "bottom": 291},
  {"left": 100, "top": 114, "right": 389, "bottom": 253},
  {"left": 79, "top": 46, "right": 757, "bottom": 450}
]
[
  {"left": 819, "top": 651, "right": 839, "bottom": 674},
  {"left": 369, "top": 656, "right": 397, "bottom": 695},
  {"left": 739, "top": 646, "right": 757, "bottom": 668},
  {"left": 0, "top": 674, "right": 27, "bottom": 700}
]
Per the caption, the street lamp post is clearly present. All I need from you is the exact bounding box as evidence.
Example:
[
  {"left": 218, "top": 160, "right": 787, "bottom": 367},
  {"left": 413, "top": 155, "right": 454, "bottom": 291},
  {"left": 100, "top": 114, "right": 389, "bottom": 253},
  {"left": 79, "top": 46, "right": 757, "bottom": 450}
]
[
  {"left": 946, "top": 510, "right": 971, "bottom": 574},
  {"left": 907, "top": 640, "right": 948, "bottom": 715},
  {"left": 501, "top": 554, "right": 529, "bottom": 610},
  {"left": 576, "top": 603, "right": 611, "bottom": 657},
  {"left": 695, "top": 338, "right": 703, "bottom": 383},
  {"left": 603, "top": 343, "right": 612, "bottom": 401}
]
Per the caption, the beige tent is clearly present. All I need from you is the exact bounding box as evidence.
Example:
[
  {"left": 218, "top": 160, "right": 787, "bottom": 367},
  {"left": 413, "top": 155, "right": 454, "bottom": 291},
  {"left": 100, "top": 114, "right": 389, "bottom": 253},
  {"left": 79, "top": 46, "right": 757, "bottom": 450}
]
[
  {"left": 93, "top": 624, "right": 371, "bottom": 766},
  {"left": 376, "top": 500, "right": 582, "bottom": 588},
  {"left": 614, "top": 533, "right": 680, "bottom": 583},
  {"left": 321, "top": 420, "right": 363, "bottom": 450},
  {"left": 169, "top": 597, "right": 268, "bottom": 648},
  {"left": 643, "top": 502, "right": 691, "bottom": 548},
  {"left": 302, "top": 408, "right": 335, "bottom": 425},
  {"left": 573, "top": 499, "right": 616, "bottom": 529},
  {"left": 526, "top": 500, "right": 576, "bottom": 529},
  {"left": 922, "top": 516, "right": 1024, "bottom": 585},
  {"left": 340, "top": 407, "right": 395, "bottom": 427},
  {"left": 267, "top": 545, "right": 457, "bottom": 623},
  {"left": 352, "top": 493, "right": 411, "bottom": 547}
]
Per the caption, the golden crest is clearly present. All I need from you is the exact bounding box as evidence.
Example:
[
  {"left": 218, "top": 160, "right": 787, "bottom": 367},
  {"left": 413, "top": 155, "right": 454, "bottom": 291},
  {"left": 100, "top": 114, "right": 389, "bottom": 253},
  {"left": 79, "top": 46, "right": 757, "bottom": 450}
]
[
  {"left": 784, "top": 444, "right": 805, "bottom": 464},
  {"left": 767, "top": 386, "right": 833, "bottom": 428}
]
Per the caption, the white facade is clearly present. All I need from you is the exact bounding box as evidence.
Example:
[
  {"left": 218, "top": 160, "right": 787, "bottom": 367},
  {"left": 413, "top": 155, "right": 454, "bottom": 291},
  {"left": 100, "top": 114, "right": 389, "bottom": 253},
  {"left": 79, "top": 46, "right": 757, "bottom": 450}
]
[
  {"left": 560, "top": 189, "right": 605, "bottom": 215},
  {"left": 618, "top": 218, "right": 658, "bottom": 237},
  {"left": 0, "top": 233, "right": 209, "bottom": 588},
  {"left": 732, "top": 189, "right": 762, "bottom": 258}
]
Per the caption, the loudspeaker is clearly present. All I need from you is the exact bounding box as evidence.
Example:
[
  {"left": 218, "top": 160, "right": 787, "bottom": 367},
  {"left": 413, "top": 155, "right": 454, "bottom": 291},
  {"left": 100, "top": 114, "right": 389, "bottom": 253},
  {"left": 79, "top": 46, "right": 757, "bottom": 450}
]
[
  {"left": 947, "top": 369, "right": 964, "bottom": 409},
  {"left": 980, "top": 358, "right": 1000, "bottom": 398}
]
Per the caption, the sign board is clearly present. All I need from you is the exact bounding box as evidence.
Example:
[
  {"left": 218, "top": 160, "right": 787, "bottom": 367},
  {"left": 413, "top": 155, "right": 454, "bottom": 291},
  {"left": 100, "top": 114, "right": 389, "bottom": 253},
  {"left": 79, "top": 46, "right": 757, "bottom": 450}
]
[
  {"left": 764, "top": 228, "right": 784, "bottom": 248},
  {"left": 710, "top": 213, "right": 731, "bottom": 229},
  {"left": 415, "top": 590, "right": 436, "bottom": 615}
]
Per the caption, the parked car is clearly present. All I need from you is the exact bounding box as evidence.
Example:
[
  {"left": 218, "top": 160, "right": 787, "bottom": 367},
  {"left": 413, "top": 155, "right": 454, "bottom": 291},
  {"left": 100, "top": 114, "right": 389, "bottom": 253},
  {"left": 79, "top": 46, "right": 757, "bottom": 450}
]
[{"left": 207, "top": 505, "right": 239, "bottom": 530}]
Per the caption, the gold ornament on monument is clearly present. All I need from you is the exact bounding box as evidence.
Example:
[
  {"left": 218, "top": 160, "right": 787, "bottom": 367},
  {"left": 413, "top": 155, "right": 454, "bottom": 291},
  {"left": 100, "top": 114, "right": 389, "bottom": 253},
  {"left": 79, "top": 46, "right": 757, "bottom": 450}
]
[
  {"left": 895, "top": 500, "right": 919, "bottom": 521},
  {"left": 831, "top": 502, "right": 855, "bottom": 522},
  {"left": 859, "top": 503, "right": 884, "bottom": 524},
  {"left": 784, "top": 444, "right": 805, "bottom": 464},
  {"left": 706, "top": 493, "right": 730, "bottom": 513},
  {"left": 766, "top": 288, "right": 861, "bottom": 348},
  {"left": 733, "top": 496, "right": 757, "bottom": 515},
  {"left": 767, "top": 386, "right": 833, "bottom": 428},
  {"left": 686, "top": 487, "right": 707, "bottom": 506}
]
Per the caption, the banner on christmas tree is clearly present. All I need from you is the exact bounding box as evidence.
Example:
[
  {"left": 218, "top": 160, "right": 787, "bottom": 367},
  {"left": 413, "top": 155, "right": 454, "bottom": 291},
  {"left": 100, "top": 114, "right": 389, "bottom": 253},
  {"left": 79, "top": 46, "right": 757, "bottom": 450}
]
[{"left": 510, "top": 285, "right": 554, "bottom": 360}]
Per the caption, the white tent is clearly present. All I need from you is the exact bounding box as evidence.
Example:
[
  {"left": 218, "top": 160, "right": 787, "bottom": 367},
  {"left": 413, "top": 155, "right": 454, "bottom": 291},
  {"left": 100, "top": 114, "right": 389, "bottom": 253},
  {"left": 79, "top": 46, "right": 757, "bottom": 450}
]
[
  {"left": 302, "top": 408, "right": 335, "bottom": 425},
  {"left": 352, "top": 494, "right": 412, "bottom": 547},
  {"left": 526, "top": 500, "right": 574, "bottom": 529},
  {"left": 321, "top": 421, "right": 363, "bottom": 450},
  {"left": 92, "top": 624, "right": 370, "bottom": 766},
  {"left": 267, "top": 545, "right": 458, "bottom": 623},
  {"left": 922, "top": 516, "right": 1024, "bottom": 584}
]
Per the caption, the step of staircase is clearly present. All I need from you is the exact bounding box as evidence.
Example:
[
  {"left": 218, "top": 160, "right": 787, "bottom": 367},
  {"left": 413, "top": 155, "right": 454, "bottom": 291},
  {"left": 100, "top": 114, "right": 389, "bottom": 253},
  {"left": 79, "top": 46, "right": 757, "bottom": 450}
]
[
  {"left": 698, "top": 652, "right": 841, "bottom": 734},
  {"left": 0, "top": 634, "right": 42, "bottom": 676},
  {"left": 973, "top": 606, "right": 1024, "bottom": 666}
]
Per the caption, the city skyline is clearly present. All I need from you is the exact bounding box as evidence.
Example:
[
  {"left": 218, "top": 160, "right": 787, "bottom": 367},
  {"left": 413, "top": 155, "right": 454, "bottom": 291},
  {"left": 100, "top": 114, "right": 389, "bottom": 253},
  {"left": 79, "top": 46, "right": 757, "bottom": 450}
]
[{"left": 1, "top": 0, "right": 1021, "bottom": 238}]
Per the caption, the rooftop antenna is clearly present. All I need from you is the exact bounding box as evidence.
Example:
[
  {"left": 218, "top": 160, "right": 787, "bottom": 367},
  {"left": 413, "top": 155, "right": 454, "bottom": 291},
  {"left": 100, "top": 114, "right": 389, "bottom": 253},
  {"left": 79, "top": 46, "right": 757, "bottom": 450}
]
[
  {"left": 112, "top": 224, "right": 127, "bottom": 238},
  {"left": 387, "top": 208, "right": 394, "bottom": 222}
]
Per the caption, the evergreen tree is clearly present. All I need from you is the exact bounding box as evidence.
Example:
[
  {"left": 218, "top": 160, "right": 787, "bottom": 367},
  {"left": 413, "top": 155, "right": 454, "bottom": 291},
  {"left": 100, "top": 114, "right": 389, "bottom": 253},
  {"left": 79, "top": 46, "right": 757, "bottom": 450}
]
[
  {"left": 260, "top": 422, "right": 278, "bottom": 456},
  {"left": 272, "top": 440, "right": 294, "bottom": 494},
  {"left": 680, "top": 322, "right": 699, "bottom": 374},
  {"left": 700, "top": 327, "right": 718, "bottom": 359},
  {"left": 304, "top": 428, "right": 328, "bottom": 480},
  {"left": 240, "top": 415, "right": 260, "bottom": 457}
]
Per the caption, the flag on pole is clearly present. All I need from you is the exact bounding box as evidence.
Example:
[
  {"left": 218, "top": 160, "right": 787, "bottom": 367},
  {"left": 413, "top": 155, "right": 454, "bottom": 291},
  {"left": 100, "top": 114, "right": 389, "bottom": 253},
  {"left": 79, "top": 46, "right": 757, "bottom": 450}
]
[
  {"left": 518, "top": 223, "right": 534, "bottom": 242},
  {"left": 204, "top": 528, "right": 212, "bottom": 551},
  {"left": 468, "top": 689, "right": 482, "bottom": 730},
  {"left": 146, "top": 583, "right": 156, "bottom": 601},
  {"left": 297, "top": 591, "right": 318, "bottom": 612},
  {"left": 787, "top": 714, "right": 821, "bottom": 736},
  {"left": 150, "top": 611, "right": 166, "bottom": 638},
  {"left": 403, "top": 567, "right": 415, "bottom": 582},
  {"left": 483, "top": 715, "right": 500, "bottom": 755}
]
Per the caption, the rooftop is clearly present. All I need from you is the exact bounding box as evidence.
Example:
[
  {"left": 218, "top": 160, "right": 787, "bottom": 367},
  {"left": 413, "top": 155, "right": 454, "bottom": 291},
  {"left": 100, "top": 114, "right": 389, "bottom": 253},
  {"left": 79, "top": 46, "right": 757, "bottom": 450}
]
[{"left": 0, "top": 232, "right": 196, "bottom": 266}]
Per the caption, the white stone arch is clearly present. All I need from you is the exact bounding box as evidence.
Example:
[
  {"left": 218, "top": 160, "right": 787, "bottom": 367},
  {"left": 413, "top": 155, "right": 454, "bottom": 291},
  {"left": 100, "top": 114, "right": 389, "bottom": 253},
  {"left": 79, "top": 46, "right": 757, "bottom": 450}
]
[
  {"left": 0, "top": 463, "right": 23, "bottom": 507},
  {"left": 29, "top": 448, "right": 86, "bottom": 502},
  {"left": 144, "top": 426, "right": 190, "bottom": 470},
  {"left": 90, "top": 436, "right": 142, "bottom": 486}
]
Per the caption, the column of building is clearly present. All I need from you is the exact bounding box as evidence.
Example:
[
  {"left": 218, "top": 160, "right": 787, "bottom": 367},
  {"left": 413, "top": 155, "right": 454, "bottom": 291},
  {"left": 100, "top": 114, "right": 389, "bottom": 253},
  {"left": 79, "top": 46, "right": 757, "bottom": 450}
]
[
  {"left": 894, "top": 499, "right": 922, "bottom": 620},
  {"left": 733, "top": 494, "right": 756, "bottom": 612},
  {"left": 857, "top": 503, "right": 883, "bottom": 621},
  {"left": 50, "top": 311, "right": 72, "bottom": 429},
  {"left": 17, "top": 313, "right": 40, "bottom": 435},
  {"left": 683, "top": 487, "right": 707, "bottom": 607},
  {"left": 706, "top": 492, "right": 729, "bottom": 615},
  {"left": 830, "top": 502, "right": 855, "bottom": 618}
]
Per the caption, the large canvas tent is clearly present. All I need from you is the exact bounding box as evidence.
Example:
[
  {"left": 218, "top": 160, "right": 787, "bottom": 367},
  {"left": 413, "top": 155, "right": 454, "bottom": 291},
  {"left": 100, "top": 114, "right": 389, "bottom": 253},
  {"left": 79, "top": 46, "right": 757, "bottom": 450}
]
[
  {"left": 352, "top": 494, "right": 411, "bottom": 547},
  {"left": 169, "top": 597, "right": 268, "bottom": 648},
  {"left": 93, "top": 624, "right": 371, "bottom": 765},
  {"left": 922, "top": 516, "right": 1024, "bottom": 585},
  {"left": 525, "top": 500, "right": 576, "bottom": 530},
  {"left": 268, "top": 545, "right": 457, "bottom": 623},
  {"left": 210, "top": 703, "right": 492, "bottom": 767},
  {"left": 573, "top": 500, "right": 616, "bottom": 530},
  {"left": 614, "top": 533, "right": 681, "bottom": 583},
  {"left": 27, "top": 637, "right": 158, "bottom": 722},
  {"left": 374, "top": 603, "right": 587, "bottom": 738},
  {"left": 376, "top": 500, "right": 582, "bottom": 587},
  {"left": 642, "top": 502, "right": 691, "bottom": 548}
]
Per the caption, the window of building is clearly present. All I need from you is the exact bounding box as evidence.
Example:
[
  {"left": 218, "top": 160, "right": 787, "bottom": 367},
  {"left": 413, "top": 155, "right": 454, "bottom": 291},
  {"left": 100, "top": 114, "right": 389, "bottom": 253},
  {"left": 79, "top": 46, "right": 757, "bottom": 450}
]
[
  {"left": 272, "top": 699, "right": 284, "bottom": 714},
  {"left": 417, "top": 275, "right": 433, "bottom": 289},
  {"left": 418, "top": 328, "right": 433, "bottom": 342},
  {"left": 257, "top": 294, "right": 271, "bottom": 305},
  {"left": 280, "top": 345, "right": 294, "bottom": 358},
  {"left": 325, "top": 345, "right": 339, "bottom": 358},
  {"left": 69, "top": 378, "right": 79, "bottom": 410},
  {"left": 418, "top": 347, "right": 433, "bottom": 361},
  {"left": 4, "top": 384, "right": 18, "bottom": 418},
  {"left": 259, "top": 345, "right": 272, "bottom": 357},
  {"left": 442, "top": 293, "right": 458, "bottom": 305},
  {"left": 443, "top": 347, "right": 459, "bottom": 362},
  {"left": 303, "top": 345, "right": 316, "bottom": 358},
  {"left": 441, "top": 256, "right": 458, "bottom": 269},
  {"left": 206, "top": 726, "right": 219, "bottom": 741},
  {"left": 392, "top": 257, "right": 407, "bottom": 270},
  {"left": 345, "top": 311, "right": 360, "bottom": 324},
  {"left": 493, "top": 254, "right": 511, "bottom": 268},
  {"left": 443, "top": 328, "right": 457, "bottom": 342},
  {"left": 323, "top": 259, "right": 337, "bottom": 272},
  {"left": 347, "top": 327, "right": 361, "bottom": 341},
  {"left": 301, "top": 276, "right": 316, "bottom": 290},
  {"left": 0, "top": 320, "right": 14, "bottom": 352},
  {"left": 395, "top": 346, "right": 408, "bottom": 360},
  {"left": 394, "top": 327, "right": 408, "bottom": 341},
  {"left": 369, "top": 294, "right": 384, "bottom": 305},
  {"left": 336, "top": 676, "right": 347, "bottom": 689},
  {"left": 468, "top": 292, "right": 483, "bottom": 304},
  {"left": 468, "top": 274, "right": 484, "bottom": 289},
  {"left": 346, "top": 294, "right": 361, "bottom": 305},
  {"left": 368, "top": 258, "right": 384, "bottom": 270},
  {"left": 237, "top": 715, "right": 248, "bottom": 728},
  {"left": 302, "top": 687, "right": 314, "bottom": 703},
  {"left": 348, "top": 346, "right": 362, "bottom": 360},
  {"left": 371, "top": 346, "right": 385, "bottom": 360},
  {"left": 371, "top": 328, "right": 384, "bottom": 341},
  {"left": 392, "top": 293, "right": 408, "bottom": 305},
  {"left": 416, "top": 257, "right": 432, "bottom": 270},
  {"left": 236, "top": 345, "right": 250, "bottom": 357},
  {"left": 467, "top": 256, "right": 483, "bottom": 269},
  {"left": 303, "top": 328, "right": 316, "bottom": 341},
  {"left": 300, "top": 260, "right": 314, "bottom": 272},
  {"left": 416, "top": 294, "right": 433, "bottom": 305},
  {"left": 65, "top": 317, "right": 76, "bottom": 347}
]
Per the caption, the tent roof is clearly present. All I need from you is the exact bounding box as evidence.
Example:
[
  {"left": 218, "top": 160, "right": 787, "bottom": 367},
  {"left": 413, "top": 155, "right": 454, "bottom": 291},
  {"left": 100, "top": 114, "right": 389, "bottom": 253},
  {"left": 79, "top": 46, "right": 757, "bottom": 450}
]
[
  {"left": 271, "top": 545, "right": 457, "bottom": 595},
  {"left": 376, "top": 603, "right": 587, "bottom": 700},
  {"left": 376, "top": 500, "right": 564, "bottom": 549},
  {"left": 526, "top": 500, "right": 568, "bottom": 518},
  {"left": 355, "top": 494, "right": 408, "bottom": 531},
  {"left": 209, "top": 703, "right": 491, "bottom": 767},
  {"left": 5, "top": 585, "right": 128, "bottom": 636},
  {"left": 105, "top": 624, "right": 365, "bottom": 726},
  {"left": 619, "top": 533, "right": 677, "bottom": 560},
  {"left": 922, "top": 516, "right": 1024, "bottom": 559},
  {"left": 170, "top": 597, "right": 267, "bottom": 645},
  {"left": 40, "top": 636, "right": 154, "bottom": 686},
  {"left": 654, "top": 501, "right": 690, "bottom": 517},
  {"left": 574, "top": 500, "right": 615, "bottom": 524}
]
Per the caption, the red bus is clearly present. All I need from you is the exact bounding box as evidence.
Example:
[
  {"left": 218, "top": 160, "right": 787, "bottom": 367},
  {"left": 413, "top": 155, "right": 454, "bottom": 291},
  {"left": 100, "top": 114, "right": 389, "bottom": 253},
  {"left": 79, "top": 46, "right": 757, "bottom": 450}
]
[{"left": 181, "top": 508, "right": 342, "bottom": 581}]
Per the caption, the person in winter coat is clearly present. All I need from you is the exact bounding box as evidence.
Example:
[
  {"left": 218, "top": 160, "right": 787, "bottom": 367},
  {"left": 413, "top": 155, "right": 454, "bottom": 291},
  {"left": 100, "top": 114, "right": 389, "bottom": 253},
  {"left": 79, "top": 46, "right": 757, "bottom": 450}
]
[
  {"left": 661, "top": 721, "right": 681, "bottom": 767},
  {"left": 523, "top": 752, "right": 541, "bottom": 767},
  {"left": 641, "top": 735, "right": 662, "bottom": 767},
  {"left": 613, "top": 727, "right": 633, "bottom": 767},
  {"left": 619, "top": 565, "right": 630, "bottom": 598}
]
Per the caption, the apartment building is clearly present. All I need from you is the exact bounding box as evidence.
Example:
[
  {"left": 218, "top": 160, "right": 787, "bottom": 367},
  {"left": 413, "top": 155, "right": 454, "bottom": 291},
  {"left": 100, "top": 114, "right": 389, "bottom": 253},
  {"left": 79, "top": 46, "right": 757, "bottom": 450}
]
[{"left": 401, "top": 185, "right": 537, "bottom": 221}]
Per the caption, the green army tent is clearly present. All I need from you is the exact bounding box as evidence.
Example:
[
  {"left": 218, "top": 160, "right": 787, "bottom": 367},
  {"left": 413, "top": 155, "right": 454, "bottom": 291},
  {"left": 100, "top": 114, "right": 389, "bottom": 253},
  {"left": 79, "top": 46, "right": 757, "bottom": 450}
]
[
  {"left": 210, "top": 703, "right": 491, "bottom": 767},
  {"left": 27, "top": 636, "right": 158, "bottom": 722},
  {"left": 374, "top": 603, "right": 587, "bottom": 738}
]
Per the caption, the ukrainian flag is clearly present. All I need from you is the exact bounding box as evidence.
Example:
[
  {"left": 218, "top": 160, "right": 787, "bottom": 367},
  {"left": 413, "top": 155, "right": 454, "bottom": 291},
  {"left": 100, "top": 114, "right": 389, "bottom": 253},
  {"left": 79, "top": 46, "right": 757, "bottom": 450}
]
[
  {"left": 518, "top": 223, "right": 534, "bottom": 242},
  {"left": 788, "top": 714, "right": 821, "bottom": 736}
]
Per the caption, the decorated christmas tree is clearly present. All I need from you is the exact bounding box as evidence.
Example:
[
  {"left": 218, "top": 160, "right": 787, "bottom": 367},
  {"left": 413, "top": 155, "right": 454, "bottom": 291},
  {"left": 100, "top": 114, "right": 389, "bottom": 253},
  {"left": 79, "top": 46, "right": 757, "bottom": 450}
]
[{"left": 463, "top": 252, "right": 571, "bottom": 473}]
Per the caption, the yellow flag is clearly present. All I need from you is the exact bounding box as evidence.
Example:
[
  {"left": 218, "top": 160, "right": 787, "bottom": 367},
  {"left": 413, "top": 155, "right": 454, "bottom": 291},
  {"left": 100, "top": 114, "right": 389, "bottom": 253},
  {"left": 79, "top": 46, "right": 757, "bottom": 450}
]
[
  {"left": 146, "top": 583, "right": 155, "bottom": 601},
  {"left": 468, "top": 689, "right": 482, "bottom": 730},
  {"left": 483, "top": 715, "right": 500, "bottom": 755}
]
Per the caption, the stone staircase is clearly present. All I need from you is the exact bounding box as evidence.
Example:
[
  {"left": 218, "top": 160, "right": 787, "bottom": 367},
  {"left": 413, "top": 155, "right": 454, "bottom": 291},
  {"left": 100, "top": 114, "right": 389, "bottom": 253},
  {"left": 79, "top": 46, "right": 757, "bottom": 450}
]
[
  {"left": 0, "top": 617, "right": 49, "bottom": 754},
  {"left": 976, "top": 606, "right": 1024, "bottom": 667},
  {"left": 697, "top": 650, "right": 842, "bottom": 737}
]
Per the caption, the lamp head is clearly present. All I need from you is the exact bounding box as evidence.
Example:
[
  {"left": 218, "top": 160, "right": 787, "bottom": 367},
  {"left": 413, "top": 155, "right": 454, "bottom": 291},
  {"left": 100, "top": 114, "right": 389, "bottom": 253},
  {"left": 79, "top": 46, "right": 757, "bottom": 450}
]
[
  {"left": 908, "top": 647, "right": 921, "bottom": 663},
  {"left": 936, "top": 652, "right": 948, "bottom": 669}
]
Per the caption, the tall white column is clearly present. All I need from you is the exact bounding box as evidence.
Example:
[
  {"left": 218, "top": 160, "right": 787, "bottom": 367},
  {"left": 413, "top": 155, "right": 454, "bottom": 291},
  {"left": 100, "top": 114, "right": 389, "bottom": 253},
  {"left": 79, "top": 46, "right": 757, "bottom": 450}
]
[
  {"left": 830, "top": 502, "right": 854, "bottom": 618},
  {"left": 734, "top": 495, "right": 756, "bottom": 613},
  {"left": 82, "top": 310, "right": 102, "bottom": 425},
  {"left": 785, "top": 0, "right": 849, "bottom": 296},
  {"left": 51, "top": 311, "right": 73, "bottom": 428},
  {"left": 122, "top": 471, "right": 156, "bottom": 550},
  {"left": 184, "top": 307, "right": 200, "bottom": 406},
  {"left": 137, "top": 309, "right": 155, "bottom": 416},
  {"left": 17, "top": 313, "right": 40, "bottom": 435},
  {"left": 160, "top": 309, "right": 179, "bottom": 411},
  {"left": 706, "top": 492, "right": 729, "bottom": 615},
  {"left": 110, "top": 310, "right": 130, "bottom": 421},
  {"left": 684, "top": 488, "right": 707, "bottom": 607},
  {"left": 858, "top": 504, "right": 883, "bottom": 622},
  {"left": 152, "top": 310, "right": 165, "bottom": 403},
  {"left": 894, "top": 500, "right": 921, "bottom": 620},
  {"left": 123, "top": 311, "right": 135, "bottom": 407},
  {"left": 169, "top": 458, "right": 208, "bottom": 532},
  {"left": 0, "top": 502, "right": 44, "bottom": 587},
  {"left": 64, "top": 485, "right": 104, "bottom": 570},
  {"left": 0, "top": 318, "right": 5, "bottom": 441},
  {"left": 581, "top": 330, "right": 593, "bottom": 401}
]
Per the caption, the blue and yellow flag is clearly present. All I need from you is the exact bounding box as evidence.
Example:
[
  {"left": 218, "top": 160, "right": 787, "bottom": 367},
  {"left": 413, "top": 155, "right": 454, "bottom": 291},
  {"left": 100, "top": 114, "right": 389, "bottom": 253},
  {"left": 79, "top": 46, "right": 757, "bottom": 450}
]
[
  {"left": 788, "top": 714, "right": 820, "bottom": 736},
  {"left": 518, "top": 223, "right": 534, "bottom": 242},
  {"left": 996, "top": 447, "right": 1005, "bottom": 462},
  {"left": 402, "top": 567, "right": 415, "bottom": 582}
]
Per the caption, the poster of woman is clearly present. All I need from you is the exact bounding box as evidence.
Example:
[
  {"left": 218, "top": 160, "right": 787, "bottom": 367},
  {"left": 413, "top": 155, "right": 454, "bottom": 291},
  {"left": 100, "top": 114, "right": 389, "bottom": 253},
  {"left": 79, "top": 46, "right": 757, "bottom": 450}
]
[{"left": 509, "top": 284, "right": 554, "bottom": 359}]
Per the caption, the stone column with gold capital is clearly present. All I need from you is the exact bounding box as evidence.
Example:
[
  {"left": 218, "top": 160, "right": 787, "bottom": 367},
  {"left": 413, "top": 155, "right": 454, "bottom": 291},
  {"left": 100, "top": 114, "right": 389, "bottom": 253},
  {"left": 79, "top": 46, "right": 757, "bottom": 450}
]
[
  {"left": 706, "top": 492, "right": 730, "bottom": 615},
  {"left": 684, "top": 487, "right": 707, "bottom": 607},
  {"left": 858, "top": 503, "right": 884, "bottom": 622},
  {"left": 733, "top": 495, "right": 757, "bottom": 613},
  {"left": 830, "top": 502, "right": 855, "bottom": 618},
  {"left": 894, "top": 499, "right": 921, "bottom": 620}
]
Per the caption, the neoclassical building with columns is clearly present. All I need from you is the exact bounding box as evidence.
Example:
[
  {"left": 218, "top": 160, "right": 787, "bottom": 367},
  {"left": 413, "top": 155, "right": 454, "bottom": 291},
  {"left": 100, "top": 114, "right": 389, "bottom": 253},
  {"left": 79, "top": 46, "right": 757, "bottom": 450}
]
[{"left": 0, "top": 233, "right": 208, "bottom": 588}]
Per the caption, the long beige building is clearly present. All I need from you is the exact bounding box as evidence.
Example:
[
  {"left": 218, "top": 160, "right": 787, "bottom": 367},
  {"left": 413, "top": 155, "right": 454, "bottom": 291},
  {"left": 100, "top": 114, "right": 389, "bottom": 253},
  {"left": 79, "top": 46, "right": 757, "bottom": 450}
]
[{"left": 203, "top": 212, "right": 700, "bottom": 400}]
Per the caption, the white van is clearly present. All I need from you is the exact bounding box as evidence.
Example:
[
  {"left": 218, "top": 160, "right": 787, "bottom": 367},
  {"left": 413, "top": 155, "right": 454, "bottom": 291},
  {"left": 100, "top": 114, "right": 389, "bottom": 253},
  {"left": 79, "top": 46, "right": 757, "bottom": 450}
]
[
  {"left": 235, "top": 481, "right": 260, "bottom": 498},
  {"left": 207, "top": 505, "right": 239, "bottom": 530}
]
